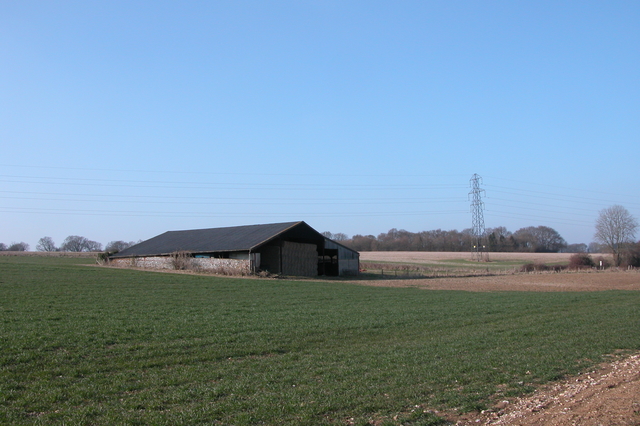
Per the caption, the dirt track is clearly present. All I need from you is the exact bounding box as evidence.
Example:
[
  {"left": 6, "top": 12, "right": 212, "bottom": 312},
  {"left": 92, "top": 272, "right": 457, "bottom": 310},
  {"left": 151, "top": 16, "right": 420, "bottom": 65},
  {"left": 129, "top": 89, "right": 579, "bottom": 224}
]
[{"left": 453, "top": 353, "right": 640, "bottom": 426}]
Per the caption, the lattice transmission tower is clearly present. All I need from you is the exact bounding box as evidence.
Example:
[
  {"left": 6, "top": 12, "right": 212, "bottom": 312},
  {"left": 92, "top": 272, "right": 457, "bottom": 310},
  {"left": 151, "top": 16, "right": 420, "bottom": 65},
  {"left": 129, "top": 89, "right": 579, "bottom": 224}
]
[{"left": 469, "top": 173, "right": 486, "bottom": 261}]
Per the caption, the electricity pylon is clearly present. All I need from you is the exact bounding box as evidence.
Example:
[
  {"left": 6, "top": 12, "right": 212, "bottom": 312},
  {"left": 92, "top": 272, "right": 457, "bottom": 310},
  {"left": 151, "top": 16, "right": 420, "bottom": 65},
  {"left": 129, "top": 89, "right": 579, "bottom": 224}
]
[{"left": 469, "top": 174, "right": 486, "bottom": 261}]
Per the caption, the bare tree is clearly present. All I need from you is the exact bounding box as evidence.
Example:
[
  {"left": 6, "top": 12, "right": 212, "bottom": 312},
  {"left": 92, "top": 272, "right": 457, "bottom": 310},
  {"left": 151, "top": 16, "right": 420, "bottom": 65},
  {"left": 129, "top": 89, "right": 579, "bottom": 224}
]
[
  {"left": 0, "top": 243, "right": 7, "bottom": 251},
  {"left": 534, "top": 226, "right": 567, "bottom": 252},
  {"left": 60, "top": 235, "right": 103, "bottom": 252},
  {"left": 105, "top": 240, "right": 136, "bottom": 253},
  {"left": 513, "top": 226, "right": 566, "bottom": 252},
  {"left": 564, "top": 243, "right": 588, "bottom": 253},
  {"left": 621, "top": 241, "right": 640, "bottom": 268},
  {"left": 486, "top": 226, "right": 514, "bottom": 252},
  {"left": 36, "top": 236, "right": 57, "bottom": 252},
  {"left": 60, "top": 235, "right": 87, "bottom": 252},
  {"left": 594, "top": 205, "right": 639, "bottom": 266},
  {"left": 8, "top": 242, "right": 30, "bottom": 251},
  {"left": 345, "top": 234, "right": 377, "bottom": 251},
  {"left": 84, "top": 240, "right": 103, "bottom": 252},
  {"left": 332, "top": 233, "right": 349, "bottom": 242},
  {"left": 588, "top": 242, "right": 606, "bottom": 253}
]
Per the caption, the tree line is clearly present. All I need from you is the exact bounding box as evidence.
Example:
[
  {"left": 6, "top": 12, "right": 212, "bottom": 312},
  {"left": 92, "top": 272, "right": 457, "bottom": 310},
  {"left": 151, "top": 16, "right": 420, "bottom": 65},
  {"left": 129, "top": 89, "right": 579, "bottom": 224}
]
[
  {"left": 3, "top": 205, "right": 638, "bottom": 266},
  {"left": 326, "top": 225, "right": 575, "bottom": 253},
  {"left": 0, "top": 236, "right": 138, "bottom": 253},
  {"left": 326, "top": 205, "right": 639, "bottom": 266}
]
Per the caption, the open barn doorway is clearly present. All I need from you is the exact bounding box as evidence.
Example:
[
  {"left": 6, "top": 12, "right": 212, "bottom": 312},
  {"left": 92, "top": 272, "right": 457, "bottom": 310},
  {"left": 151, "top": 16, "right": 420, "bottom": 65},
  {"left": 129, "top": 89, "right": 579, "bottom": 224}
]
[{"left": 318, "top": 249, "right": 339, "bottom": 276}]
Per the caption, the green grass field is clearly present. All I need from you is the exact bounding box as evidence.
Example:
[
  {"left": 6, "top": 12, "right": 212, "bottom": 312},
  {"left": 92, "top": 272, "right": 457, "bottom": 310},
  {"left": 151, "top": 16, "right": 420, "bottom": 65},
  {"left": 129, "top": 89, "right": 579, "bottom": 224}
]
[{"left": 1, "top": 256, "right": 639, "bottom": 425}]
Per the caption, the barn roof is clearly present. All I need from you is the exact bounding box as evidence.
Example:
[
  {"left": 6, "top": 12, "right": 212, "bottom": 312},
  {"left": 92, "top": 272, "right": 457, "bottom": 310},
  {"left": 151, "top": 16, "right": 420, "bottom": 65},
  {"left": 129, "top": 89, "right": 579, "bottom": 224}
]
[{"left": 111, "top": 221, "right": 326, "bottom": 258}]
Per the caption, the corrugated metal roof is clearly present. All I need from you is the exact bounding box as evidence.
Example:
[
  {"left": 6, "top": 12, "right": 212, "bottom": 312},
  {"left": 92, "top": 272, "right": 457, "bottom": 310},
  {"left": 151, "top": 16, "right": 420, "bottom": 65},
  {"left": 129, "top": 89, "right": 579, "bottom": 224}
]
[{"left": 111, "top": 221, "right": 320, "bottom": 258}]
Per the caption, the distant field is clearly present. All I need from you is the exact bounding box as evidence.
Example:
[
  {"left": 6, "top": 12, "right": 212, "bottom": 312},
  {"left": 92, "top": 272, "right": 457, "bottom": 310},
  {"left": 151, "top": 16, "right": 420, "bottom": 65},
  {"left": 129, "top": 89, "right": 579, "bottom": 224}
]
[
  {"left": 1, "top": 256, "right": 638, "bottom": 425},
  {"left": 359, "top": 251, "right": 605, "bottom": 265},
  {"left": 0, "top": 251, "right": 96, "bottom": 258}
]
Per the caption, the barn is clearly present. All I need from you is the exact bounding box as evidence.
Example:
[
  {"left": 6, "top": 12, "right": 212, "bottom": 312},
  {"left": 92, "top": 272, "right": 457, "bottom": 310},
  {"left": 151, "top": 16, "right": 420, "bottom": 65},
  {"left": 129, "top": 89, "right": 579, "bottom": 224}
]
[{"left": 109, "top": 221, "right": 359, "bottom": 277}]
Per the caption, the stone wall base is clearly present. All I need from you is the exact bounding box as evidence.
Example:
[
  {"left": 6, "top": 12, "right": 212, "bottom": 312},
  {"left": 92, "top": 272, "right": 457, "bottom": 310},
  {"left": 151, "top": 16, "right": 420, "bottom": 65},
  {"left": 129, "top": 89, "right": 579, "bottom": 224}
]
[{"left": 110, "top": 256, "right": 251, "bottom": 275}]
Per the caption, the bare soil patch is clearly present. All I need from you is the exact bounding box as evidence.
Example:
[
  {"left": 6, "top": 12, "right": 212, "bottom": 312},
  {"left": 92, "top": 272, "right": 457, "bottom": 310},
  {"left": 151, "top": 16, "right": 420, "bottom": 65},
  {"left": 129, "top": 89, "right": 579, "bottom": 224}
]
[{"left": 452, "top": 353, "right": 640, "bottom": 426}]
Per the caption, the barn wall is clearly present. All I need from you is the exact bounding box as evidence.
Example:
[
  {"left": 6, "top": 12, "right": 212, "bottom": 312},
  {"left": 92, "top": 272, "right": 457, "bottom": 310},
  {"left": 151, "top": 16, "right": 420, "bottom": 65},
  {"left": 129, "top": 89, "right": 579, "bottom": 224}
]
[
  {"left": 259, "top": 246, "right": 281, "bottom": 273},
  {"left": 324, "top": 239, "right": 360, "bottom": 276},
  {"left": 282, "top": 241, "right": 317, "bottom": 276},
  {"left": 110, "top": 256, "right": 250, "bottom": 275},
  {"left": 339, "top": 258, "right": 360, "bottom": 275}
]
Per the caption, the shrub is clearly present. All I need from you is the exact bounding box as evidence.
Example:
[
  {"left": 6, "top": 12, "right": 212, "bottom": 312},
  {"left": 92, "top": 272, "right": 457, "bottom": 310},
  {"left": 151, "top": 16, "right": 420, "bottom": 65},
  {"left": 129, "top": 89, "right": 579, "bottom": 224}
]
[
  {"left": 519, "top": 263, "right": 566, "bottom": 273},
  {"left": 211, "top": 264, "right": 249, "bottom": 276},
  {"left": 95, "top": 252, "right": 110, "bottom": 265},
  {"left": 568, "top": 253, "right": 595, "bottom": 269},
  {"left": 520, "top": 263, "right": 542, "bottom": 272},
  {"left": 170, "top": 251, "right": 193, "bottom": 270},
  {"left": 621, "top": 242, "right": 640, "bottom": 268}
]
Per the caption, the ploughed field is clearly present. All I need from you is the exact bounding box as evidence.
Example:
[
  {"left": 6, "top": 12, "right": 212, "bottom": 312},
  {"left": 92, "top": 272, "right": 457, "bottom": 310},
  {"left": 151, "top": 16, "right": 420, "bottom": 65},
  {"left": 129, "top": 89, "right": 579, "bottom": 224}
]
[
  {"left": 1, "top": 254, "right": 639, "bottom": 425},
  {"left": 360, "top": 251, "right": 580, "bottom": 264},
  {"left": 357, "top": 251, "right": 640, "bottom": 292},
  {"left": 360, "top": 250, "right": 586, "bottom": 272}
]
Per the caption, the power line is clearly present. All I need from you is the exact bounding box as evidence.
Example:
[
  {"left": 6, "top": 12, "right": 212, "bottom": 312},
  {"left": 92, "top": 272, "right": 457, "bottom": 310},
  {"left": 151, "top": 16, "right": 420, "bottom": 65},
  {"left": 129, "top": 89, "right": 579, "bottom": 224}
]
[
  {"left": 2, "top": 167, "right": 637, "bottom": 243},
  {"left": 0, "top": 206, "right": 468, "bottom": 219},
  {"left": 484, "top": 175, "right": 640, "bottom": 201},
  {"left": 486, "top": 185, "right": 640, "bottom": 209},
  {"left": 0, "top": 163, "right": 471, "bottom": 179},
  {"left": 0, "top": 175, "right": 466, "bottom": 192},
  {"left": 0, "top": 193, "right": 466, "bottom": 207}
]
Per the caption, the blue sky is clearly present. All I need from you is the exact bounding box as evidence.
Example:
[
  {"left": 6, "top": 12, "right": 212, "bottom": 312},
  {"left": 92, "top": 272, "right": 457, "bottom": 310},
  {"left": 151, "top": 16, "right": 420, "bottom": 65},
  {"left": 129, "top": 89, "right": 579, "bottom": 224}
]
[{"left": 1, "top": 1, "right": 639, "bottom": 249}]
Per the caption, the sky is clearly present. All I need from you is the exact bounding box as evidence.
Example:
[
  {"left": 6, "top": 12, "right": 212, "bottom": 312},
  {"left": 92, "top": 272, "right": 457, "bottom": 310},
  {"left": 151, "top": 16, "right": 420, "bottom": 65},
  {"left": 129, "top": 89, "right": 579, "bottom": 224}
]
[{"left": 1, "top": 1, "right": 639, "bottom": 250}]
